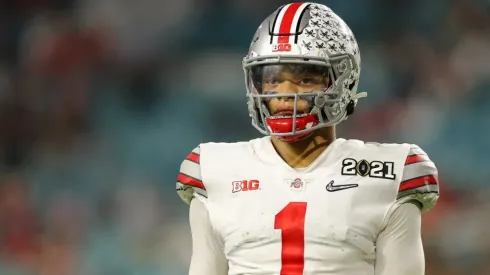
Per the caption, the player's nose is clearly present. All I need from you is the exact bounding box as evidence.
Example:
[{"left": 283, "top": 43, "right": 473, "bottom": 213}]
[{"left": 274, "top": 80, "right": 300, "bottom": 95}]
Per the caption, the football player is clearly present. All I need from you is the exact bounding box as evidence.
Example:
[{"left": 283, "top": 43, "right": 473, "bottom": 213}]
[{"left": 176, "top": 2, "right": 439, "bottom": 275}]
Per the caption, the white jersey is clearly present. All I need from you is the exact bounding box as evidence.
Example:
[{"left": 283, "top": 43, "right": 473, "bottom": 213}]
[{"left": 177, "top": 137, "right": 439, "bottom": 275}]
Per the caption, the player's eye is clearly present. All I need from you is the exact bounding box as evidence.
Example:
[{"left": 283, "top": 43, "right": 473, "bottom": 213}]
[
  {"left": 264, "top": 77, "right": 280, "bottom": 85},
  {"left": 298, "top": 78, "right": 315, "bottom": 85},
  {"left": 296, "top": 76, "right": 324, "bottom": 86}
]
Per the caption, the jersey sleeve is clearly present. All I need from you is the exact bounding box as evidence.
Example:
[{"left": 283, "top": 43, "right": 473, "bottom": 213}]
[
  {"left": 176, "top": 146, "right": 207, "bottom": 204},
  {"left": 375, "top": 203, "right": 424, "bottom": 275},
  {"left": 397, "top": 145, "right": 439, "bottom": 212},
  {"left": 188, "top": 198, "right": 228, "bottom": 275}
]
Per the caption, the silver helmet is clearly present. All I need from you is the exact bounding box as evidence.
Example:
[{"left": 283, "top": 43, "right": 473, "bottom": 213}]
[{"left": 243, "top": 2, "right": 367, "bottom": 142}]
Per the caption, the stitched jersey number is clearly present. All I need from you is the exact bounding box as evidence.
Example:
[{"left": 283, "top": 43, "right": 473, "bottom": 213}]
[{"left": 274, "top": 202, "right": 307, "bottom": 275}]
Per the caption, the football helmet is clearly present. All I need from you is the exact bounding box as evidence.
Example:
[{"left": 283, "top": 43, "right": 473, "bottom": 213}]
[{"left": 243, "top": 2, "right": 367, "bottom": 142}]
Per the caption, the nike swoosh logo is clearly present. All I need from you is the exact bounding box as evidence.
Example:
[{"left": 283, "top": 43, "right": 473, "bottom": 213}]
[{"left": 326, "top": 180, "right": 358, "bottom": 192}]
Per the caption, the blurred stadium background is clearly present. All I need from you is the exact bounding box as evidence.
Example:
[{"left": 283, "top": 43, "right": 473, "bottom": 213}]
[{"left": 0, "top": 0, "right": 489, "bottom": 274}]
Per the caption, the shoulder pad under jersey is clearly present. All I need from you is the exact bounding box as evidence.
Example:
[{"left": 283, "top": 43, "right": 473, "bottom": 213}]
[
  {"left": 397, "top": 144, "right": 440, "bottom": 211},
  {"left": 176, "top": 146, "right": 207, "bottom": 205}
]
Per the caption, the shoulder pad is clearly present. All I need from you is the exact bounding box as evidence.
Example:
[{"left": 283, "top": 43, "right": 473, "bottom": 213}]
[
  {"left": 176, "top": 146, "right": 207, "bottom": 205},
  {"left": 397, "top": 144, "right": 439, "bottom": 211}
]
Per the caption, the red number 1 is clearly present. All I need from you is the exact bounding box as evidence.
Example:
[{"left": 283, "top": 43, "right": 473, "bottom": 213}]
[{"left": 274, "top": 202, "right": 307, "bottom": 275}]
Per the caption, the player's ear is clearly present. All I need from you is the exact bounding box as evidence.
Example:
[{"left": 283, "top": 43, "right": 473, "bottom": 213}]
[{"left": 323, "top": 76, "right": 329, "bottom": 87}]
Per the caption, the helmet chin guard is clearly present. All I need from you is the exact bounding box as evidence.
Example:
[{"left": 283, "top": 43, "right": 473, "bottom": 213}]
[
  {"left": 266, "top": 114, "right": 319, "bottom": 142},
  {"left": 243, "top": 3, "right": 367, "bottom": 142}
]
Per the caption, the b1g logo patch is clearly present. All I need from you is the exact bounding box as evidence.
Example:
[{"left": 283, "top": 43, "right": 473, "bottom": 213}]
[
  {"left": 232, "top": 180, "right": 260, "bottom": 193},
  {"left": 341, "top": 158, "right": 396, "bottom": 180},
  {"left": 272, "top": 43, "right": 292, "bottom": 52}
]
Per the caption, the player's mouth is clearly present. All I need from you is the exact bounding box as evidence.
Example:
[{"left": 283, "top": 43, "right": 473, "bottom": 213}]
[{"left": 271, "top": 110, "right": 308, "bottom": 118}]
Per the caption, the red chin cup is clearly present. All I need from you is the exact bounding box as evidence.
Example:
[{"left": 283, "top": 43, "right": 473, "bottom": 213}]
[{"left": 265, "top": 114, "right": 319, "bottom": 143}]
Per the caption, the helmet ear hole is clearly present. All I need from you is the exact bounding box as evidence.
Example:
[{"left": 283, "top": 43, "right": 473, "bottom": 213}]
[
  {"left": 348, "top": 80, "right": 356, "bottom": 91},
  {"left": 346, "top": 100, "right": 355, "bottom": 116}
]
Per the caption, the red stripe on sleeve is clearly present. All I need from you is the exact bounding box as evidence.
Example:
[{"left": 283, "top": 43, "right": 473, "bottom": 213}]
[
  {"left": 277, "top": 2, "right": 303, "bottom": 43},
  {"left": 405, "top": 154, "right": 429, "bottom": 165},
  {"left": 178, "top": 173, "right": 205, "bottom": 190},
  {"left": 399, "top": 175, "right": 438, "bottom": 192},
  {"left": 186, "top": 152, "right": 200, "bottom": 163}
]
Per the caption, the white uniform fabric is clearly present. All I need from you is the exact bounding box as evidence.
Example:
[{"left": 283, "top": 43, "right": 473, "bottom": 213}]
[
  {"left": 177, "top": 137, "right": 439, "bottom": 275},
  {"left": 189, "top": 199, "right": 424, "bottom": 275}
]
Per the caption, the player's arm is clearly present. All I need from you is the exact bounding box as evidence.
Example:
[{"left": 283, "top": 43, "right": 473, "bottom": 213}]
[
  {"left": 374, "top": 203, "right": 424, "bottom": 275},
  {"left": 375, "top": 145, "right": 440, "bottom": 275},
  {"left": 176, "top": 146, "right": 228, "bottom": 275},
  {"left": 189, "top": 198, "right": 228, "bottom": 275}
]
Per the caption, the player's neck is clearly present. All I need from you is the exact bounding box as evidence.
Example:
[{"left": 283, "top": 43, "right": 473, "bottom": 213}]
[{"left": 270, "top": 127, "right": 336, "bottom": 169}]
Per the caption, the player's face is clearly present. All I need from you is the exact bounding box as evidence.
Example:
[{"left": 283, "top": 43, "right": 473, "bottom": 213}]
[{"left": 260, "top": 64, "right": 329, "bottom": 116}]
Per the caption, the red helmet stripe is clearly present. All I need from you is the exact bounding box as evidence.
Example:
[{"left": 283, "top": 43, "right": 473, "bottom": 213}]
[{"left": 277, "top": 2, "right": 308, "bottom": 44}]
